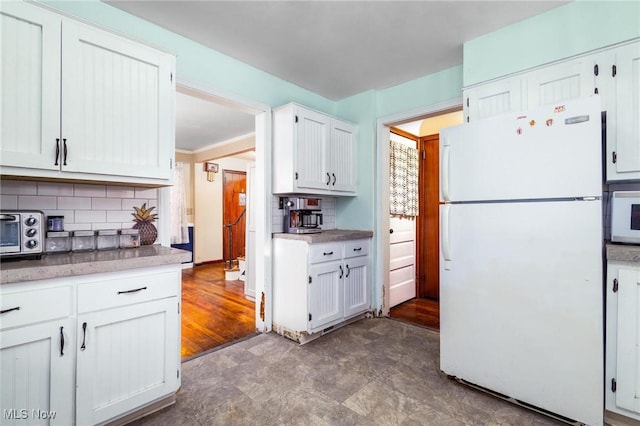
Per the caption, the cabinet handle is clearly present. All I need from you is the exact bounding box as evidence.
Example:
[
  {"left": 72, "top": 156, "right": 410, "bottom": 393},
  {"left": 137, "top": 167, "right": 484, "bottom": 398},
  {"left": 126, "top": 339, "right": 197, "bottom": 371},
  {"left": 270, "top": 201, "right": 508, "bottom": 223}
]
[
  {"left": 55, "top": 139, "right": 60, "bottom": 166},
  {"left": 62, "top": 139, "right": 68, "bottom": 166},
  {"left": 339, "top": 265, "right": 343, "bottom": 279},
  {"left": 117, "top": 286, "right": 147, "bottom": 294},
  {"left": 60, "top": 326, "right": 65, "bottom": 356},
  {"left": 353, "top": 247, "right": 362, "bottom": 252},
  {"left": 326, "top": 173, "right": 331, "bottom": 185},
  {"left": 323, "top": 251, "right": 333, "bottom": 256},
  {"left": 332, "top": 173, "right": 336, "bottom": 186},
  {"left": 80, "top": 322, "right": 87, "bottom": 351},
  {"left": 0, "top": 306, "right": 20, "bottom": 315},
  {"left": 345, "top": 264, "right": 350, "bottom": 278}
]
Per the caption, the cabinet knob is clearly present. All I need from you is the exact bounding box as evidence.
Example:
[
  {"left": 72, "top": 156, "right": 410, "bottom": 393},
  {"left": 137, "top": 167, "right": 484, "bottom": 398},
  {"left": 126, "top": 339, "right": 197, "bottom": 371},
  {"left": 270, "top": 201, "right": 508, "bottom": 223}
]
[{"left": 389, "top": 229, "right": 394, "bottom": 234}]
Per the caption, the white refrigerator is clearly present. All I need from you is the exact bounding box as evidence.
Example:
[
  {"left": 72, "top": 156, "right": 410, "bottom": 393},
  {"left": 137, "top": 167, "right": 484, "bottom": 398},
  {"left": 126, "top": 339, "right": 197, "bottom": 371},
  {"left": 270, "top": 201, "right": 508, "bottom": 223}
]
[{"left": 439, "top": 96, "right": 604, "bottom": 426}]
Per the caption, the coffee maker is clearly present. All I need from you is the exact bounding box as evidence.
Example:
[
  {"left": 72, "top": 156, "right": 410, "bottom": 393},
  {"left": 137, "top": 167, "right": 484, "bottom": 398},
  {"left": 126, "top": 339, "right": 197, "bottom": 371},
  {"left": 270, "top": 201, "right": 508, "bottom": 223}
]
[{"left": 283, "top": 197, "right": 323, "bottom": 234}]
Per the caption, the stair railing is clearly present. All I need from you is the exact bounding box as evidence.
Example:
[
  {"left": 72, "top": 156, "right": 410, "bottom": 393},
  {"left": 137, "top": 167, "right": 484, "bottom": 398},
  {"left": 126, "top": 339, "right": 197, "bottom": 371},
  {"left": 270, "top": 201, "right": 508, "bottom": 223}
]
[{"left": 223, "top": 208, "right": 246, "bottom": 269}]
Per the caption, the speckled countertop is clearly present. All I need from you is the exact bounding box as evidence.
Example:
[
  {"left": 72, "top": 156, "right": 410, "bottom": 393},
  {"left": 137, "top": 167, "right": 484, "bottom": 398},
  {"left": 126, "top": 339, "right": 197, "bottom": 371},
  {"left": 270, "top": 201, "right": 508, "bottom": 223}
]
[
  {"left": 273, "top": 229, "right": 373, "bottom": 243},
  {"left": 606, "top": 243, "right": 640, "bottom": 263},
  {"left": 1, "top": 245, "right": 191, "bottom": 285}
]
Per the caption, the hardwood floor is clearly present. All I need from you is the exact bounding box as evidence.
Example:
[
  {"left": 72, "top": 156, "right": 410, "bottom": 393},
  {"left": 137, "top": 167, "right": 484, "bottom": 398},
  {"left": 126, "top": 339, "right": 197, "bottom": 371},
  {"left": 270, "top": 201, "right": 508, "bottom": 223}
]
[
  {"left": 181, "top": 263, "right": 255, "bottom": 360},
  {"left": 389, "top": 298, "right": 440, "bottom": 330}
]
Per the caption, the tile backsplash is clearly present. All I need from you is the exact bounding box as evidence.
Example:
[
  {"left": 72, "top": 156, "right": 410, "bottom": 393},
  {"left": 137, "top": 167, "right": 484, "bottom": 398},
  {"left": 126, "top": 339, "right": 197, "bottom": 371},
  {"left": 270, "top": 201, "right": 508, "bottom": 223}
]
[{"left": 0, "top": 180, "right": 157, "bottom": 231}]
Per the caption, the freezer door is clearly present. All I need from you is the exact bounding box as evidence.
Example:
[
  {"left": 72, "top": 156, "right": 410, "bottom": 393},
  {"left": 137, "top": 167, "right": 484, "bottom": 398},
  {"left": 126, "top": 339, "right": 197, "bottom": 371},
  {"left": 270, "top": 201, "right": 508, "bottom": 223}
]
[
  {"left": 440, "top": 96, "right": 602, "bottom": 202},
  {"left": 440, "top": 200, "right": 603, "bottom": 426}
]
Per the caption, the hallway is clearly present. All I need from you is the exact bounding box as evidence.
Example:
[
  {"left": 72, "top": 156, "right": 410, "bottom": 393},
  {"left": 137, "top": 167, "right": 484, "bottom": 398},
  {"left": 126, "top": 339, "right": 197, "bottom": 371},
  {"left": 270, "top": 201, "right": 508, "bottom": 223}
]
[{"left": 181, "top": 263, "right": 255, "bottom": 359}]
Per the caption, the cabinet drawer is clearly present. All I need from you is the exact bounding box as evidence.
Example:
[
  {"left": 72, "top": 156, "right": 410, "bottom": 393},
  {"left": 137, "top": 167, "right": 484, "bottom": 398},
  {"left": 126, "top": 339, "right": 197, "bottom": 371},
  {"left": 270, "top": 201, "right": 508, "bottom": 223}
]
[
  {"left": 309, "top": 242, "right": 342, "bottom": 264},
  {"left": 78, "top": 270, "right": 179, "bottom": 313},
  {"left": 344, "top": 239, "right": 370, "bottom": 259},
  {"left": 1, "top": 286, "right": 72, "bottom": 330}
]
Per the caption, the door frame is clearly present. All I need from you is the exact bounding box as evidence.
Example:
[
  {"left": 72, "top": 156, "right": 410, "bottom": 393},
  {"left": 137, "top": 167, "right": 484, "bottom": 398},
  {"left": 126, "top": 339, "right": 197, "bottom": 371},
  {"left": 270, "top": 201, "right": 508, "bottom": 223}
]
[
  {"left": 158, "top": 79, "right": 273, "bottom": 332},
  {"left": 375, "top": 97, "right": 462, "bottom": 316}
]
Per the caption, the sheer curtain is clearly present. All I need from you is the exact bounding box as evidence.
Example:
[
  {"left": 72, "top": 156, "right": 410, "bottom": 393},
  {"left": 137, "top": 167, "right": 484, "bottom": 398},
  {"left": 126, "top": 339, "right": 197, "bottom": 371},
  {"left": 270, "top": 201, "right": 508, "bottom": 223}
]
[
  {"left": 170, "top": 162, "right": 190, "bottom": 244},
  {"left": 389, "top": 140, "right": 419, "bottom": 217}
]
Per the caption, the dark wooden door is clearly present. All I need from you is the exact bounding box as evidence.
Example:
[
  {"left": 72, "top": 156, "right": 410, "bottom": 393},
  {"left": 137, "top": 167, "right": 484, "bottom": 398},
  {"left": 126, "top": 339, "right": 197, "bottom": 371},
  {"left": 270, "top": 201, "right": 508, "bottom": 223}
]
[
  {"left": 416, "top": 134, "right": 440, "bottom": 300},
  {"left": 223, "top": 170, "right": 247, "bottom": 263}
]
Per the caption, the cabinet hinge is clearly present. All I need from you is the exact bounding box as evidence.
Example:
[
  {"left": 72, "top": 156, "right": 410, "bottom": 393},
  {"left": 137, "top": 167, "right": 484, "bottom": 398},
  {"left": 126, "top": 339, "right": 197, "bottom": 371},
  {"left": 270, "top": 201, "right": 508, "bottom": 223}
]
[
  {"left": 177, "top": 370, "right": 180, "bottom": 379},
  {"left": 612, "top": 151, "right": 617, "bottom": 164},
  {"left": 295, "top": 115, "right": 299, "bottom": 123},
  {"left": 466, "top": 97, "right": 469, "bottom": 108},
  {"left": 170, "top": 158, "right": 173, "bottom": 169},
  {"left": 594, "top": 64, "right": 599, "bottom": 76},
  {"left": 611, "top": 378, "right": 617, "bottom": 392},
  {"left": 612, "top": 65, "right": 617, "bottom": 77},
  {"left": 178, "top": 302, "right": 181, "bottom": 313},
  {"left": 613, "top": 278, "right": 618, "bottom": 293},
  {"left": 308, "top": 276, "right": 312, "bottom": 284},
  {"left": 466, "top": 116, "right": 470, "bottom": 123},
  {"left": 594, "top": 87, "right": 599, "bottom": 95},
  {"left": 295, "top": 172, "right": 299, "bottom": 180},
  {"left": 308, "top": 313, "right": 312, "bottom": 321},
  {"left": 170, "top": 72, "right": 173, "bottom": 82}
]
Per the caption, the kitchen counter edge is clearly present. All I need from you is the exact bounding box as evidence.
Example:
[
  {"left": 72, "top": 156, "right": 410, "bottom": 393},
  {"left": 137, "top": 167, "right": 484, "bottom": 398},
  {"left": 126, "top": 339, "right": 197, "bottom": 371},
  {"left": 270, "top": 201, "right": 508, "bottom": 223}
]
[
  {"left": 606, "top": 243, "right": 640, "bottom": 263},
  {"left": 1, "top": 245, "right": 191, "bottom": 285},
  {"left": 273, "top": 229, "right": 373, "bottom": 243}
]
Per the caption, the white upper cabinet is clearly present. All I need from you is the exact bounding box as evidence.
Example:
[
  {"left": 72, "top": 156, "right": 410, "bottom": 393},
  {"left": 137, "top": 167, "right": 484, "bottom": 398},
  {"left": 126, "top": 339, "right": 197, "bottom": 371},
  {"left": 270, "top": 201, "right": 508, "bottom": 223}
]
[
  {"left": 526, "top": 57, "right": 596, "bottom": 109},
  {"left": 463, "top": 78, "right": 526, "bottom": 123},
  {"left": 0, "top": 1, "right": 175, "bottom": 185},
  {"left": 605, "top": 41, "right": 640, "bottom": 182},
  {"left": 464, "top": 39, "right": 640, "bottom": 183},
  {"left": 273, "top": 103, "right": 357, "bottom": 196},
  {"left": 0, "top": 2, "right": 61, "bottom": 170}
]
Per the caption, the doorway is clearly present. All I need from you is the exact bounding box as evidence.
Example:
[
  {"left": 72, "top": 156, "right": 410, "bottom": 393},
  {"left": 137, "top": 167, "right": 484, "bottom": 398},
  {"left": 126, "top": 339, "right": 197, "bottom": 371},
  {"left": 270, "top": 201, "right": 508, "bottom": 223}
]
[
  {"left": 174, "top": 83, "right": 271, "bottom": 359},
  {"left": 385, "top": 109, "right": 463, "bottom": 330},
  {"left": 222, "top": 170, "right": 247, "bottom": 268}
]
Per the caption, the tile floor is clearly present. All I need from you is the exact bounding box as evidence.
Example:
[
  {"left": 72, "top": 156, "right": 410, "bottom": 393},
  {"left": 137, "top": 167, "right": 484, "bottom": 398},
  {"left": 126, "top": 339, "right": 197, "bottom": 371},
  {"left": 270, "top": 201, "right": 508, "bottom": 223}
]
[{"left": 131, "top": 318, "right": 563, "bottom": 425}]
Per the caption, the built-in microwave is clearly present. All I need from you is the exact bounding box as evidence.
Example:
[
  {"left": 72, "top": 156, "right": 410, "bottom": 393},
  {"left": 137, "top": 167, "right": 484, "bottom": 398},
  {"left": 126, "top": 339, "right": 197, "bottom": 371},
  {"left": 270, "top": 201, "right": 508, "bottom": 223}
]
[
  {"left": 611, "top": 191, "right": 640, "bottom": 245},
  {"left": 0, "top": 211, "right": 44, "bottom": 259}
]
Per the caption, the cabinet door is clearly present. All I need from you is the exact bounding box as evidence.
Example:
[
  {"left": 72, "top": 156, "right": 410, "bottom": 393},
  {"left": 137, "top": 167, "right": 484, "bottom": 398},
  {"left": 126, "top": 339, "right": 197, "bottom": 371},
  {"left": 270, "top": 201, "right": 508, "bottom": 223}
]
[
  {"left": 76, "top": 297, "right": 179, "bottom": 425},
  {"left": 607, "top": 42, "right": 640, "bottom": 182},
  {"left": 527, "top": 57, "right": 595, "bottom": 109},
  {"left": 308, "top": 261, "right": 343, "bottom": 331},
  {"left": 0, "top": 319, "right": 74, "bottom": 426},
  {"left": 464, "top": 77, "right": 525, "bottom": 122},
  {"left": 0, "top": 2, "right": 61, "bottom": 170},
  {"left": 343, "top": 256, "right": 369, "bottom": 318},
  {"left": 295, "top": 108, "right": 330, "bottom": 190},
  {"left": 329, "top": 119, "right": 357, "bottom": 193},
  {"left": 614, "top": 266, "right": 640, "bottom": 416},
  {"left": 61, "top": 20, "right": 174, "bottom": 180}
]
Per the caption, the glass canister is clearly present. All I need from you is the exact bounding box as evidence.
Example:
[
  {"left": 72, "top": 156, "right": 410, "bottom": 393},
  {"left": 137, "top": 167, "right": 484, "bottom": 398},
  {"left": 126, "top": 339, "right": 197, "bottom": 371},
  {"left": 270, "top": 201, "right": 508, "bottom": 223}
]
[
  {"left": 72, "top": 230, "right": 96, "bottom": 252},
  {"left": 96, "top": 229, "right": 119, "bottom": 251},
  {"left": 45, "top": 231, "right": 71, "bottom": 254},
  {"left": 47, "top": 216, "right": 65, "bottom": 231},
  {"left": 119, "top": 229, "right": 140, "bottom": 248}
]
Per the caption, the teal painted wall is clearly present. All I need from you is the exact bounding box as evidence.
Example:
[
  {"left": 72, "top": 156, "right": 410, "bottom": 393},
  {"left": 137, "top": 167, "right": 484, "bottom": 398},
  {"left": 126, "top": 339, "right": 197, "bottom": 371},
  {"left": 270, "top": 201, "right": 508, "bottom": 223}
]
[
  {"left": 464, "top": 0, "right": 640, "bottom": 86},
  {"left": 41, "top": 0, "right": 334, "bottom": 113}
]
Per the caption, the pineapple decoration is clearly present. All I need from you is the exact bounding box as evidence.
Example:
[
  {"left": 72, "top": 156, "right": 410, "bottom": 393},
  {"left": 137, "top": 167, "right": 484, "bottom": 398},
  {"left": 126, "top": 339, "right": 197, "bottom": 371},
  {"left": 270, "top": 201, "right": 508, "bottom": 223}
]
[{"left": 132, "top": 203, "right": 158, "bottom": 245}]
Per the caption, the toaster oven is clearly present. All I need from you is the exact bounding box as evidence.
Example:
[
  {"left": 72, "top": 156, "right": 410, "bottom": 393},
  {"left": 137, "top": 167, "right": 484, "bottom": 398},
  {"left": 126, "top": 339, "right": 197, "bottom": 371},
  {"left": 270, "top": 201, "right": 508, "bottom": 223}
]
[{"left": 0, "top": 210, "right": 45, "bottom": 259}]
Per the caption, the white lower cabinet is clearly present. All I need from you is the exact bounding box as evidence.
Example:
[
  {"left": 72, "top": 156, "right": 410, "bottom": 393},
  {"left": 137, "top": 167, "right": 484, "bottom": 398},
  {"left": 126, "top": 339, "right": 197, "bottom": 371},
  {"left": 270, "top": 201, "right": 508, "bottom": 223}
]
[
  {"left": 0, "top": 265, "right": 181, "bottom": 426},
  {"left": 273, "top": 238, "right": 370, "bottom": 343},
  {"left": 606, "top": 261, "right": 640, "bottom": 421}
]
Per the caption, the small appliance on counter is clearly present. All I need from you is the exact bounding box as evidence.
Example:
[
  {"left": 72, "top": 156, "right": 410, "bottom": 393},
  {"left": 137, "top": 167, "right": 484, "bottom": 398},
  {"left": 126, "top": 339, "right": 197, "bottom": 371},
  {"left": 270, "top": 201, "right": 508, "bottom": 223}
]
[
  {"left": 283, "top": 197, "right": 323, "bottom": 234},
  {"left": 611, "top": 190, "right": 640, "bottom": 244},
  {"left": 0, "top": 210, "right": 44, "bottom": 260}
]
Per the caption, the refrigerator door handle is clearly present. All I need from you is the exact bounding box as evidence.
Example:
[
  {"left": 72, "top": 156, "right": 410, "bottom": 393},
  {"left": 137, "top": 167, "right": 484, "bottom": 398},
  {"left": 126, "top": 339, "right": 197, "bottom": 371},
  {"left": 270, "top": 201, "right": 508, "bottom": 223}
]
[
  {"left": 441, "top": 204, "right": 452, "bottom": 270},
  {"left": 441, "top": 143, "right": 451, "bottom": 202}
]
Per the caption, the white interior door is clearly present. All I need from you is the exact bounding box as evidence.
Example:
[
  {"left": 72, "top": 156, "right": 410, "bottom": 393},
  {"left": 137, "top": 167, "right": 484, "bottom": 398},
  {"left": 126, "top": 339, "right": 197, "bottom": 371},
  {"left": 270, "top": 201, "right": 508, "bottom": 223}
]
[
  {"left": 440, "top": 199, "right": 603, "bottom": 426},
  {"left": 389, "top": 216, "right": 415, "bottom": 307}
]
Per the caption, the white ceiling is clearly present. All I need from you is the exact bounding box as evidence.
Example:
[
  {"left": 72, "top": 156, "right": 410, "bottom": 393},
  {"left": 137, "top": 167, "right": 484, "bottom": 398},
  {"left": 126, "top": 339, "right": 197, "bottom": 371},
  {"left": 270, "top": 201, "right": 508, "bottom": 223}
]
[{"left": 104, "top": 0, "right": 568, "bottom": 151}]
